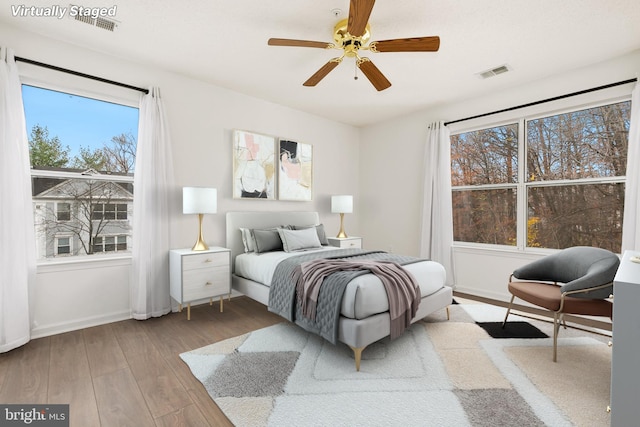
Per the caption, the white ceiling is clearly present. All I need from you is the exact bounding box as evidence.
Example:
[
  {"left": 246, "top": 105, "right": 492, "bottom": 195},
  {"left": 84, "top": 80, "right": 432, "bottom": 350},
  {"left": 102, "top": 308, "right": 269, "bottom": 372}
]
[{"left": 2, "top": 0, "right": 640, "bottom": 127}]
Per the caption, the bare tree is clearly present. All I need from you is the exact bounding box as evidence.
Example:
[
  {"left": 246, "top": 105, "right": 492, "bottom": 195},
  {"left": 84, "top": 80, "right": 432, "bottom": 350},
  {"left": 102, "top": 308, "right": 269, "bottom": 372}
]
[
  {"left": 103, "top": 133, "right": 137, "bottom": 173},
  {"left": 36, "top": 178, "right": 131, "bottom": 256},
  {"left": 451, "top": 101, "right": 630, "bottom": 251}
]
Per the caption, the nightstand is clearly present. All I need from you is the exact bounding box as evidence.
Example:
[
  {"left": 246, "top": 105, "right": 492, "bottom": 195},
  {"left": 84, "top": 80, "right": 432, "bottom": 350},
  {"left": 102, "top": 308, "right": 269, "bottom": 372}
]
[
  {"left": 328, "top": 236, "right": 362, "bottom": 249},
  {"left": 169, "top": 247, "right": 231, "bottom": 320}
]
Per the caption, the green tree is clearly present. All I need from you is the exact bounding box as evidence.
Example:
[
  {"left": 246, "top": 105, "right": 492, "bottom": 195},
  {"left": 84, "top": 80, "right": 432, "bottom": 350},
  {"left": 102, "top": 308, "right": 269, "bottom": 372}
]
[
  {"left": 70, "top": 133, "right": 136, "bottom": 173},
  {"left": 28, "top": 124, "right": 70, "bottom": 167},
  {"left": 71, "top": 146, "right": 107, "bottom": 171}
]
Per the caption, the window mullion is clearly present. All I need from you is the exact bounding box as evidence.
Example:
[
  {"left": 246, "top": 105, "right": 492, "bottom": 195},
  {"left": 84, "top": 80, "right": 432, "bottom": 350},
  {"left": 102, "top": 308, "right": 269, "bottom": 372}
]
[{"left": 516, "top": 118, "right": 527, "bottom": 250}]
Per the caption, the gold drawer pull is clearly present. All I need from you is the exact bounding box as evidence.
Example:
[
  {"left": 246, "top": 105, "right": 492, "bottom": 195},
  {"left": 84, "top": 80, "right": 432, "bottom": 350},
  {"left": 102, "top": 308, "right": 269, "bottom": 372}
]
[
  {"left": 205, "top": 281, "right": 213, "bottom": 286},
  {"left": 204, "top": 259, "right": 213, "bottom": 263}
]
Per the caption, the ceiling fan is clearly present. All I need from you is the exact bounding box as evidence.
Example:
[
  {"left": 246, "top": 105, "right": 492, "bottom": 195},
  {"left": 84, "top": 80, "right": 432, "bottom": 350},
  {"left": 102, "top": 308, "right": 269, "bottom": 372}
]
[{"left": 267, "top": 0, "right": 440, "bottom": 91}]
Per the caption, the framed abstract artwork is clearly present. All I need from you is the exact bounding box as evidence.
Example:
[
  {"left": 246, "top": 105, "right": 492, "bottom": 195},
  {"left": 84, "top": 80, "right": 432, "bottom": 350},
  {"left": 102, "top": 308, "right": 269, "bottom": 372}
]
[
  {"left": 232, "top": 130, "right": 276, "bottom": 200},
  {"left": 278, "top": 139, "right": 313, "bottom": 201}
]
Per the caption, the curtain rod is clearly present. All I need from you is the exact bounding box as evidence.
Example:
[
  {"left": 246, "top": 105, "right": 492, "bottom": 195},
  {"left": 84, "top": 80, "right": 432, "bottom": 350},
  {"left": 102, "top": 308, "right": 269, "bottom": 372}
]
[
  {"left": 15, "top": 56, "right": 149, "bottom": 94},
  {"left": 444, "top": 77, "right": 637, "bottom": 126}
]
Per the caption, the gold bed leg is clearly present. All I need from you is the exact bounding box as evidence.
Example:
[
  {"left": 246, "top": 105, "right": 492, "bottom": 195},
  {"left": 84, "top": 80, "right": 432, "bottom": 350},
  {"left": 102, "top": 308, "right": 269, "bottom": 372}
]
[
  {"left": 350, "top": 346, "right": 364, "bottom": 371},
  {"left": 446, "top": 306, "right": 450, "bottom": 320}
]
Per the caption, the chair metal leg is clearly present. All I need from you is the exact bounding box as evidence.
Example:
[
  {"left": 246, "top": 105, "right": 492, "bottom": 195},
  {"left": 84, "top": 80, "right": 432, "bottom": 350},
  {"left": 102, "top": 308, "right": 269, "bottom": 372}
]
[
  {"left": 553, "top": 312, "right": 562, "bottom": 362},
  {"left": 502, "top": 295, "right": 515, "bottom": 328}
]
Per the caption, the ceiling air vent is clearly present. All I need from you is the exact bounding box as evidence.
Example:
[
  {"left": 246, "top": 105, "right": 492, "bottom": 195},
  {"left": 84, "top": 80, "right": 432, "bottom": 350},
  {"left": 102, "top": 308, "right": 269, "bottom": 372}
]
[
  {"left": 69, "top": 5, "right": 118, "bottom": 32},
  {"left": 477, "top": 64, "right": 511, "bottom": 79}
]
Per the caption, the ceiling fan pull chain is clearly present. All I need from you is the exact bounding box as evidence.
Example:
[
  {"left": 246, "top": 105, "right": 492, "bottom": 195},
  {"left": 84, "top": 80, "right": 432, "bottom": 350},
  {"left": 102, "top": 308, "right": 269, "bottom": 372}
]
[{"left": 354, "top": 61, "right": 359, "bottom": 80}]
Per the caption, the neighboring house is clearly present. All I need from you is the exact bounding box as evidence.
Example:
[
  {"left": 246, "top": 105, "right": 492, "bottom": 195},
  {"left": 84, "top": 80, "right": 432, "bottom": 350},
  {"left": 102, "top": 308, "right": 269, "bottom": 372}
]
[{"left": 32, "top": 168, "right": 133, "bottom": 259}]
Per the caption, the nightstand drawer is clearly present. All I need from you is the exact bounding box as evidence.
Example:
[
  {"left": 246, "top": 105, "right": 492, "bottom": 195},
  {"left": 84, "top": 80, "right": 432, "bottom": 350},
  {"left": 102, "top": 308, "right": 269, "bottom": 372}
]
[
  {"left": 328, "top": 237, "right": 362, "bottom": 249},
  {"left": 183, "top": 266, "right": 229, "bottom": 299},
  {"left": 183, "top": 252, "right": 228, "bottom": 270}
]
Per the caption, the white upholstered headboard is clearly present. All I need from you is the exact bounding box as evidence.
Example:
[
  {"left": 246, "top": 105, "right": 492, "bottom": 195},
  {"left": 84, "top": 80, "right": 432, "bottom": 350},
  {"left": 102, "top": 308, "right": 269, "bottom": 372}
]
[{"left": 225, "top": 211, "right": 320, "bottom": 271}]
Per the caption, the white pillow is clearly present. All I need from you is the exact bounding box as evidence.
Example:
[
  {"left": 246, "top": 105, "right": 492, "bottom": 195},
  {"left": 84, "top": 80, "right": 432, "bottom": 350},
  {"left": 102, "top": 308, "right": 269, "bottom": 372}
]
[
  {"left": 277, "top": 227, "right": 321, "bottom": 252},
  {"left": 239, "top": 227, "right": 255, "bottom": 252},
  {"left": 292, "top": 224, "right": 329, "bottom": 245}
]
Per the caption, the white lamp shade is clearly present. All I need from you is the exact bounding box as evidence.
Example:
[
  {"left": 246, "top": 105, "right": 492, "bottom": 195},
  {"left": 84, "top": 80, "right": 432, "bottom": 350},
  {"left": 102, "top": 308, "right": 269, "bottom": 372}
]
[
  {"left": 331, "top": 195, "right": 353, "bottom": 213},
  {"left": 183, "top": 187, "right": 217, "bottom": 214}
]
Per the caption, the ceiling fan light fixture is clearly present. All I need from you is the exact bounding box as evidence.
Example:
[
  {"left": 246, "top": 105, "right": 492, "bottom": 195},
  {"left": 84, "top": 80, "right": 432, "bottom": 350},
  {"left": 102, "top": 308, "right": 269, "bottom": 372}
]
[{"left": 333, "top": 19, "right": 371, "bottom": 57}]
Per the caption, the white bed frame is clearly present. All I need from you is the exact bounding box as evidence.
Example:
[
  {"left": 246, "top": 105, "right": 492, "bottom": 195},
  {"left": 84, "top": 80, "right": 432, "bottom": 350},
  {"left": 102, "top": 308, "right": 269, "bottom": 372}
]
[{"left": 226, "top": 211, "right": 453, "bottom": 370}]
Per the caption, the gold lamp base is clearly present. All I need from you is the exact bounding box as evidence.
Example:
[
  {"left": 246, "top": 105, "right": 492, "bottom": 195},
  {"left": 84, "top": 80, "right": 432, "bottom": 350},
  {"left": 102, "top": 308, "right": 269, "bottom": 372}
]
[
  {"left": 336, "top": 212, "right": 348, "bottom": 238},
  {"left": 192, "top": 213, "right": 209, "bottom": 251}
]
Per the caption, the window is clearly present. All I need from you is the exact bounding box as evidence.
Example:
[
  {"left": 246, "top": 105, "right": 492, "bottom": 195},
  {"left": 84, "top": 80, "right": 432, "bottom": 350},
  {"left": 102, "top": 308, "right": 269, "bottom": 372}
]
[
  {"left": 23, "top": 85, "right": 139, "bottom": 260},
  {"left": 92, "top": 203, "right": 128, "bottom": 221},
  {"left": 451, "top": 124, "right": 518, "bottom": 245},
  {"left": 56, "top": 202, "right": 70, "bottom": 221},
  {"left": 92, "top": 235, "right": 127, "bottom": 253},
  {"left": 451, "top": 100, "right": 631, "bottom": 252},
  {"left": 55, "top": 237, "right": 71, "bottom": 255}
]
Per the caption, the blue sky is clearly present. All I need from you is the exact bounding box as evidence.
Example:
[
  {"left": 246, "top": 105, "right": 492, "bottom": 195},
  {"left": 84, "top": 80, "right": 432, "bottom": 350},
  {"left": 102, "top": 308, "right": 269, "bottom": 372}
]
[{"left": 21, "top": 85, "right": 139, "bottom": 160}]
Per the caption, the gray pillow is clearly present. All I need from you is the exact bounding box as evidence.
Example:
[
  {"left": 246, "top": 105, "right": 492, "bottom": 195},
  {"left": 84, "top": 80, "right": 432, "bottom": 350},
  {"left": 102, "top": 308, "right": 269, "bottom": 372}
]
[
  {"left": 251, "top": 228, "right": 283, "bottom": 253},
  {"left": 278, "top": 227, "right": 322, "bottom": 252}
]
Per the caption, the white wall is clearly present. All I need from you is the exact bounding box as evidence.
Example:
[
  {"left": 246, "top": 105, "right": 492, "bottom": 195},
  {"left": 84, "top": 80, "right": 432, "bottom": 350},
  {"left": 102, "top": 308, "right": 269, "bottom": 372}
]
[
  {"left": 1, "top": 24, "right": 361, "bottom": 337},
  {"left": 360, "top": 50, "right": 640, "bottom": 301}
]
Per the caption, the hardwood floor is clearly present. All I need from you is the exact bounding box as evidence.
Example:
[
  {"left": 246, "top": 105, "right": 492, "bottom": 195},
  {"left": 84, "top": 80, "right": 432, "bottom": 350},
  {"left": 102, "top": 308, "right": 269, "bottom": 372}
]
[{"left": 0, "top": 296, "right": 283, "bottom": 426}]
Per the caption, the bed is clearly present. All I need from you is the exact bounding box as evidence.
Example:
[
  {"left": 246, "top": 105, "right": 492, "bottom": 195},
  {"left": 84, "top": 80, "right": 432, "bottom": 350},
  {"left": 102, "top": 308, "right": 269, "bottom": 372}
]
[{"left": 226, "top": 211, "right": 453, "bottom": 370}]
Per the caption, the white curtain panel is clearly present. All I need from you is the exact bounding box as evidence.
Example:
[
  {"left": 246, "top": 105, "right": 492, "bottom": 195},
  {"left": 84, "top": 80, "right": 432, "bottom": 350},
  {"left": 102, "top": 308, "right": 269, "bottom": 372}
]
[
  {"left": 130, "top": 87, "right": 175, "bottom": 320},
  {"left": 0, "top": 47, "right": 37, "bottom": 352},
  {"left": 420, "top": 121, "right": 455, "bottom": 287},
  {"left": 622, "top": 82, "right": 640, "bottom": 252}
]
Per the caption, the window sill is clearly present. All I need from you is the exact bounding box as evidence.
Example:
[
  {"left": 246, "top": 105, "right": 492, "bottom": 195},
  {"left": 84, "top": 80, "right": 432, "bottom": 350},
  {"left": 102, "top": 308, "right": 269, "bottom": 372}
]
[
  {"left": 452, "top": 243, "right": 557, "bottom": 257},
  {"left": 37, "top": 254, "right": 132, "bottom": 273}
]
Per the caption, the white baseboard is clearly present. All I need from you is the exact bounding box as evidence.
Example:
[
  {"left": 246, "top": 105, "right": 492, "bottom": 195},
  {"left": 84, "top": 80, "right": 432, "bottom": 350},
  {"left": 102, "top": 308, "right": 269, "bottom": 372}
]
[
  {"left": 453, "top": 285, "right": 511, "bottom": 302},
  {"left": 30, "top": 310, "right": 132, "bottom": 339}
]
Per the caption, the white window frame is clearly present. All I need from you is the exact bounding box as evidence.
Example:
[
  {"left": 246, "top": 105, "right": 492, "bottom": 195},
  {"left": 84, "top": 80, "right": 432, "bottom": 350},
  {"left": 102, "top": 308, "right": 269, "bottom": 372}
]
[
  {"left": 19, "top": 64, "right": 140, "bottom": 265},
  {"left": 449, "top": 89, "right": 632, "bottom": 253},
  {"left": 55, "top": 201, "right": 71, "bottom": 222},
  {"left": 55, "top": 235, "right": 72, "bottom": 256},
  {"left": 93, "top": 234, "right": 128, "bottom": 253},
  {"left": 92, "top": 202, "right": 128, "bottom": 221}
]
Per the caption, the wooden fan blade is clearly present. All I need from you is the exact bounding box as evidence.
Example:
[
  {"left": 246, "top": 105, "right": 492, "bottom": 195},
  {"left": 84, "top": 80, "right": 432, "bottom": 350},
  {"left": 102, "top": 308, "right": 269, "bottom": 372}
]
[
  {"left": 303, "top": 60, "right": 341, "bottom": 87},
  {"left": 348, "top": 0, "right": 376, "bottom": 37},
  {"left": 371, "top": 36, "right": 440, "bottom": 52},
  {"left": 357, "top": 58, "right": 391, "bottom": 91},
  {"left": 268, "top": 38, "right": 332, "bottom": 49}
]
